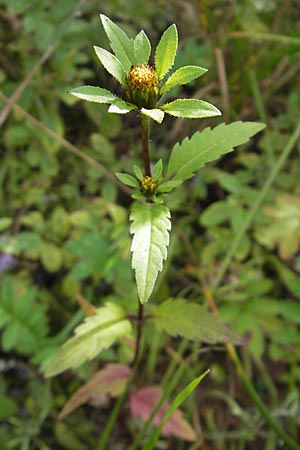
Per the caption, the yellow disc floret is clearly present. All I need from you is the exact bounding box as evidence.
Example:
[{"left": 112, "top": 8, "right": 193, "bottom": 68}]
[
  {"left": 141, "top": 176, "right": 157, "bottom": 196},
  {"left": 125, "top": 64, "right": 159, "bottom": 109}
]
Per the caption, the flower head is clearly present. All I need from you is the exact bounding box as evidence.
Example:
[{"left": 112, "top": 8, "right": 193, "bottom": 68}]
[{"left": 70, "top": 14, "right": 221, "bottom": 124}]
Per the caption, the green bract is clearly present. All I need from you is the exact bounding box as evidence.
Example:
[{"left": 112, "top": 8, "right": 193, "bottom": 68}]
[{"left": 70, "top": 15, "right": 221, "bottom": 123}]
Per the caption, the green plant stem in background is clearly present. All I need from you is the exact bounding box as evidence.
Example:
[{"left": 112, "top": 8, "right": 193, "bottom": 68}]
[
  {"left": 96, "top": 391, "right": 127, "bottom": 450},
  {"left": 211, "top": 120, "right": 300, "bottom": 293},
  {"left": 131, "top": 301, "right": 144, "bottom": 368}
]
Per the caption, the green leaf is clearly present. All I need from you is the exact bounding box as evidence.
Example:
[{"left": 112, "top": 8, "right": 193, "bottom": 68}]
[
  {"left": 160, "top": 66, "right": 207, "bottom": 95},
  {"left": 153, "top": 298, "right": 247, "bottom": 345},
  {"left": 100, "top": 14, "right": 134, "bottom": 72},
  {"left": 70, "top": 86, "right": 116, "bottom": 104},
  {"left": 0, "top": 217, "right": 13, "bottom": 232},
  {"left": 94, "top": 46, "right": 126, "bottom": 84},
  {"left": 45, "top": 303, "right": 132, "bottom": 377},
  {"left": 143, "top": 370, "right": 209, "bottom": 450},
  {"left": 157, "top": 180, "right": 182, "bottom": 193},
  {"left": 141, "top": 108, "right": 164, "bottom": 123},
  {"left": 152, "top": 159, "right": 163, "bottom": 180},
  {"left": 155, "top": 24, "right": 178, "bottom": 80},
  {"left": 162, "top": 98, "right": 221, "bottom": 119},
  {"left": 109, "top": 99, "right": 136, "bottom": 114},
  {"left": 40, "top": 241, "right": 62, "bottom": 273},
  {"left": 166, "top": 121, "right": 266, "bottom": 182},
  {"left": 133, "top": 165, "right": 144, "bottom": 181},
  {"left": 115, "top": 173, "right": 140, "bottom": 188},
  {"left": 134, "top": 30, "right": 151, "bottom": 65},
  {"left": 130, "top": 203, "right": 171, "bottom": 304}
]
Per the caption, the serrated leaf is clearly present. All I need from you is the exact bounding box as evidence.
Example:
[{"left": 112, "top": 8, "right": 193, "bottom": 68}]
[
  {"left": 162, "top": 98, "right": 221, "bottom": 119},
  {"left": 134, "top": 30, "right": 151, "bottom": 65},
  {"left": 130, "top": 203, "right": 171, "bottom": 304},
  {"left": 153, "top": 298, "right": 247, "bottom": 345},
  {"left": 70, "top": 86, "right": 116, "bottom": 104},
  {"left": 45, "top": 303, "right": 131, "bottom": 377},
  {"left": 115, "top": 173, "right": 139, "bottom": 188},
  {"left": 59, "top": 364, "right": 132, "bottom": 419},
  {"left": 129, "top": 386, "right": 196, "bottom": 442},
  {"left": 109, "top": 99, "right": 136, "bottom": 114},
  {"left": 166, "top": 121, "right": 266, "bottom": 182},
  {"left": 141, "top": 108, "right": 164, "bottom": 123},
  {"left": 161, "top": 66, "right": 207, "bottom": 94},
  {"left": 100, "top": 14, "right": 134, "bottom": 72},
  {"left": 94, "top": 46, "right": 126, "bottom": 84},
  {"left": 155, "top": 24, "right": 178, "bottom": 80}
]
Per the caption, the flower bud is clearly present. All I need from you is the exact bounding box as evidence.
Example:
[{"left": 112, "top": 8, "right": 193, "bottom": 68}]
[
  {"left": 125, "top": 64, "right": 159, "bottom": 109},
  {"left": 140, "top": 176, "right": 157, "bottom": 197}
]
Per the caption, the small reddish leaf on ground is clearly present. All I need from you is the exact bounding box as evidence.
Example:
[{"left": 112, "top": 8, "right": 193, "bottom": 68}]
[
  {"left": 59, "top": 363, "right": 132, "bottom": 419},
  {"left": 129, "top": 385, "right": 196, "bottom": 441}
]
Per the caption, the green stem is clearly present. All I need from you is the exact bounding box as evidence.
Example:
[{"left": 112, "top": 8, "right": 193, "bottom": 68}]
[
  {"left": 96, "top": 391, "right": 127, "bottom": 450},
  {"left": 131, "top": 301, "right": 144, "bottom": 368},
  {"left": 211, "top": 120, "right": 300, "bottom": 292},
  {"left": 141, "top": 113, "right": 151, "bottom": 177}
]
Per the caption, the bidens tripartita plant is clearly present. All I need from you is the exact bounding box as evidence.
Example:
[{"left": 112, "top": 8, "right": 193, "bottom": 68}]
[{"left": 45, "top": 14, "right": 265, "bottom": 445}]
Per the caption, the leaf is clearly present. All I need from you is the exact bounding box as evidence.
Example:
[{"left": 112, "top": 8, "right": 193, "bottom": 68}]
[
  {"left": 59, "top": 364, "right": 132, "bottom": 419},
  {"left": 152, "top": 159, "right": 163, "bottom": 180},
  {"left": 142, "top": 372, "right": 209, "bottom": 450},
  {"left": 108, "top": 99, "right": 136, "bottom": 114},
  {"left": 133, "top": 165, "right": 144, "bottom": 181},
  {"left": 162, "top": 98, "right": 221, "bottom": 119},
  {"left": 40, "top": 241, "right": 62, "bottom": 273},
  {"left": 166, "top": 121, "right": 266, "bottom": 183},
  {"left": 141, "top": 108, "right": 165, "bottom": 123},
  {"left": 130, "top": 203, "right": 171, "bottom": 304},
  {"left": 70, "top": 86, "right": 116, "bottom": 104},
  {"left": 0, "top": 217, "right": 13, "bottom": 232},
  {"left": 155, "top": 24, "right": 178, "bottom": 80},
  {"left": 94, "top": 46, "right": 126, "bottom": 84},
  {"left": 100, "top": 14, "right": 134, "bottom": 73},
  {"left": 115, "top": 173, "right": 140, "bottom": 188},
  {"left": 160, "top": 65, "right": 207, "bottom": 94},
  {"left": 157, "top": 180, "right": 183, "bottom": 193},
  {"left": 153, "top": 298, "right": 247, "bottom": 345},
  {"left": 44, "top": 303, "right": 132, "bottom": 377},
  {"left": 129, "top": 386, "right": 196, "bottom": 442},
  {"left": 134, "top": 30, "right": 151, "bottom": 65}
]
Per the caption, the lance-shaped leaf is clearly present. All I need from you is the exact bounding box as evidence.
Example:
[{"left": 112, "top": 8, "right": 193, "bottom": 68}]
[
  {"left": 115, "top": 173, "right": 140, "bottom": 188},
  {"left": 166, "top": 121, "right": 266, "bottom": 183},
  {"left": 70, "top": 86, "right": 117, "bottom": 104},
  {"left": 130, "top": 203, "right": 171, "bottom": 304},
  {"left": 160, "top": 66, "right": 207, "bottom": 95},
  {"left": 100, "top": 14, "right": 134, "bottom": 73},
  {"left": 94, "top": 46, "right": 126, "bottom": 85},
  {"left": 155, "top": 24, "right": 178, "bottom": 80},
  {"left": 134, "top": 30, "right": 151, "bottom": 65},
  {"left": 153, "top": 298, "right": 248, "bottom": 345},
  {"left": 108, "top": 99, "right": 136, "bottom": 114},
  {"left": 44, "top": 303, "right": 132, "bottom": 377},
  {"left": 141, "top": 108, "right": 165, "bottom": 123},
  {"left": 59, "top": 364, "right": 132, "bottom": 419},
  {"left": 162, "top": 98, "right": 221, "bottom": 119}
]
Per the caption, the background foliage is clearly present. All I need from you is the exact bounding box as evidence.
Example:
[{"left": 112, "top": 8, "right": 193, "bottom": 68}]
[{"left": 1, "top": 0, "right": 300, "bottom": 449}]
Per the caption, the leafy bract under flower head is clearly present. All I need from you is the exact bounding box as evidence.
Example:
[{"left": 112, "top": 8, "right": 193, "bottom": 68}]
[{"left": 70, "top": 14, "right": 221, "bottom": 123}]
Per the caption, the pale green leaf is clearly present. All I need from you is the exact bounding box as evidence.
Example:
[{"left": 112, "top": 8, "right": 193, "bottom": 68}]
[
  {"left": 134, "top": 30, "right": 151, "bottom": 65},
  {"left": 133, "top": 165, "right": 144, "bottom": 181},
  {"left": 94, "top": 46, "right": 126, "bottom": 84},
  {"left": 141, "top": 108, "right": 164, "bottom": 123},
  {"left": 100, "top": 14, "right": 134, "bottom": 72},
  {"left": 166, "top": 121, "right": 266, "bottom": 182},
  {"left": 108, "top": 99, "right": 136, "bottom": 114},
  {"left": 155, "top": 24, "right": 178, "bottom": 80},
  {"left": 0, "top": 217, "right": 13, "bottom": 232},
  {"left": 153, "top": 298, "right": 247, "bottom": 345},
  {"left": 152, "top": 159, "right": 163, "bottom": 180},
  {"left": 130, "top": 203, "right": 171, "bottom": 304},
  {"left": 70, "top": 86, "right": 116, "bottom": 104},
  {"left": 157, "top": 180, "right": 182, "bottom": 193},
  {"left": 162, "top": 98, "right": 221, "bottom": 119},
  {"left": 115, "top": 173, "right": 140, "bottom": 188},
  {"left": 160, "top": 66, "right": 207, "bottom": 94},
  {"left": 45, "top": 303, "right": 131, "bottom": 377},
  {"left": 40, "top": 241, "right": 62, "bottom": 273}
]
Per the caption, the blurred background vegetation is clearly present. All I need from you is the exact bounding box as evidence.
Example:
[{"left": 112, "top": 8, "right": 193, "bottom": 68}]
[{"left": 0, "top": 0, "right": 300, "bottom": 449}]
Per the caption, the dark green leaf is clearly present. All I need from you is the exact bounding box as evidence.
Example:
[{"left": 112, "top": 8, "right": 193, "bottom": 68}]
[
  {"left": 161, "top": 66, "right": 207, "bottom": 94},
  {"left": 134, "top": 30, "right": 151, "bottom": 65},
  {"left": 155, "top": 24, "right": 178, "bottom": 80},
  {"left": 94, "top": 46, "right": 126, "bottom": 84}
]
